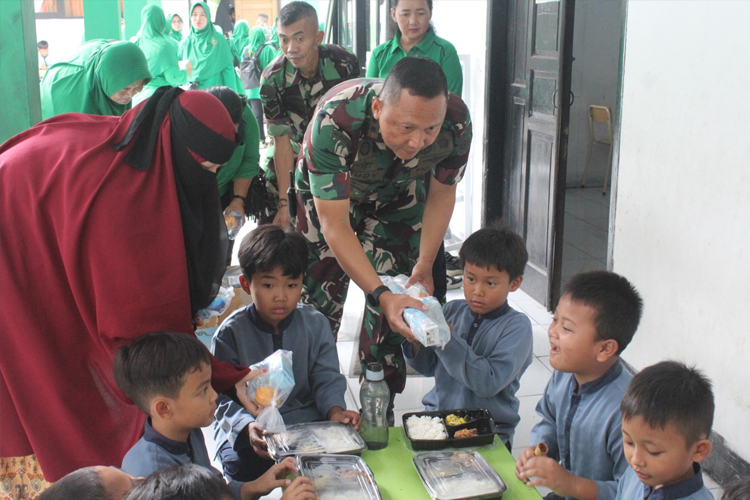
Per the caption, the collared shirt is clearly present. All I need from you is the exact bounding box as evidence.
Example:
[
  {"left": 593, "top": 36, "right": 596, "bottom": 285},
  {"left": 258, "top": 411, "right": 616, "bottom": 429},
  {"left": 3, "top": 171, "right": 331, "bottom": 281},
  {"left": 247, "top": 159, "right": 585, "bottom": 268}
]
[
  {"left": 531, "top": 360, "right": 633, "bottom": 500},
  {"left": 366, "top": 28, "right": 463, "bottom": 97},
  {"left": 402, "top": 299, "right": 532, "bottom": 444},
  {"left": 616, "top": 464, "right": 713, "bottom": 500},
  {"left": 260, "top": 44, "right": 359, "bottom": 143},
  {"left": 121, "top": 420, "right": 243, "bottom": 499},
  {"left": 298, "top": 78, "right": 472, "bottom": 204},
  {"left": 210, "top": 304, "right": 346, "bottom": 455}
]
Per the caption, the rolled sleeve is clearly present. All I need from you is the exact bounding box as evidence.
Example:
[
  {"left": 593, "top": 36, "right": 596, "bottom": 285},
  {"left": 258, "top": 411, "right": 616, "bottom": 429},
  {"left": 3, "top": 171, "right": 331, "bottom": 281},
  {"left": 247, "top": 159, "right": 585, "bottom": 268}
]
[{"left": 433, "top": 102, "right": 472, "bottom": 186}]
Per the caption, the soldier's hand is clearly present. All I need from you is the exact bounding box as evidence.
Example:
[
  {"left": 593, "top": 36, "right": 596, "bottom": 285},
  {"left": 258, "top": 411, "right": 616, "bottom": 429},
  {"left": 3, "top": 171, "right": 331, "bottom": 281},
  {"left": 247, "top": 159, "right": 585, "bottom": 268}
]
[
  {"left": 405, "top": 260, "right": 435, "bottom": 296},
  {"left": 379, "top": 291, "right": 428, "bottom": 342}
]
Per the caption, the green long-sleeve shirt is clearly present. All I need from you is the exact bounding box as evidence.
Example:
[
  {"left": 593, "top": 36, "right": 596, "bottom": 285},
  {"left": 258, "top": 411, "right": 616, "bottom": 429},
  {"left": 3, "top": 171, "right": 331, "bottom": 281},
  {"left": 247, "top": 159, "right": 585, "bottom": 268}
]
[{"left": 216, "top": 103, "right": 260, "bottom": 196}]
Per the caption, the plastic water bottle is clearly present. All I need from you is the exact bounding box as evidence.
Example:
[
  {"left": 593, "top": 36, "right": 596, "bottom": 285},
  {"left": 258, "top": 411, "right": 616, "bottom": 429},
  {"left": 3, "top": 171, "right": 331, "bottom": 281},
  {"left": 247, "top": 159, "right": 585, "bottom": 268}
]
[{"left": 359, "top": 362, "right": 390, "bottom": 450}]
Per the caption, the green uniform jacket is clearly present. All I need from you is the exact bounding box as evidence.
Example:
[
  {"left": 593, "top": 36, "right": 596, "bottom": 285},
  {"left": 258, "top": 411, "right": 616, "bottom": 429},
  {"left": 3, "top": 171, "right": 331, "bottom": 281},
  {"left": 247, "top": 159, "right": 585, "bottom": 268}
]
[
  {"left": 216, "top": 103, "right": 260, "bottom": 197},
  {"left": 366, "top": 28, "right": 463, "bottom": 97}
]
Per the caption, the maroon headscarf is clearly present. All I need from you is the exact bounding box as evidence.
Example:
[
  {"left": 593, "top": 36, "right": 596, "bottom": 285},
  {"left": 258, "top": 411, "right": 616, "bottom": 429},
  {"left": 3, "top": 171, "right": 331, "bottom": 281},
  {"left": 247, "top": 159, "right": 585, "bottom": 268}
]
[{"left": 0, "top": 88, "right": 249, "bottom": 480}]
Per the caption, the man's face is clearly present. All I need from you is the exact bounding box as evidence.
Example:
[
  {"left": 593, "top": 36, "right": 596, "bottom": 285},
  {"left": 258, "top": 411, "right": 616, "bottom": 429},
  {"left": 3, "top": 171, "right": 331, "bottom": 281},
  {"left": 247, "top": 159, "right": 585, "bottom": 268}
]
[
  {"left": 277, "top": 18, "right": 323, "bottom": 75},
  {"left": 372, "top": 89, "right": 447, "bottom": 161}
]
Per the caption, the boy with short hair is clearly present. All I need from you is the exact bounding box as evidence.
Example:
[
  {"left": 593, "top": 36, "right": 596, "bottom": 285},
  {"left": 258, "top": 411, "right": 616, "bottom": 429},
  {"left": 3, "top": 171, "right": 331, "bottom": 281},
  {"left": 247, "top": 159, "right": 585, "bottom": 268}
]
[
  {"left": 211, "top": 225, "right": 360, "bottom": 482},
  {"left": 515, "top": 271, "right": 643, "bottom": 500},
  {"left": 617, "top": 361, "right": 714, "bottom": 500},
  {"left": 115, "top": 332, "right": 299, "bottom": 500},
  {"left": 401, "top": 224, "right": 533, "bottom": 447}
]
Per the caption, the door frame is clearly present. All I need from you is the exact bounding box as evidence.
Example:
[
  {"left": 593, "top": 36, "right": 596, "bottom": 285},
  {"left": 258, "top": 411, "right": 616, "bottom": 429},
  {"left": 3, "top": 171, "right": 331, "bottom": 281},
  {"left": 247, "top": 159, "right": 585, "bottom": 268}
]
[{"left": 482, "top": 0, "right": 576, "bottom": 310}]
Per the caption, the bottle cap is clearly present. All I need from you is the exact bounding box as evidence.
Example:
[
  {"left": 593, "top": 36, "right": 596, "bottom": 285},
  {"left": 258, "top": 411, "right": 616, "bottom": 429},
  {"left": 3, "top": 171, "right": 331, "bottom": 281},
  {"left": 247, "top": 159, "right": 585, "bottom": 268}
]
[{"left": 365, "top": 362, "right": 384, "bottom": 381}]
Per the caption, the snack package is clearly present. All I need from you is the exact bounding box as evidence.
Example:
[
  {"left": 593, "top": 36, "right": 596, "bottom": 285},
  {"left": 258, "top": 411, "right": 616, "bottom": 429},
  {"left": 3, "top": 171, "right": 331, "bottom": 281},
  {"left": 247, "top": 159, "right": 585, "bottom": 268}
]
[
  {"left": 196, "top": 286, "right": 235, "bottom": 321},
  {"left": 380, "top": 275, "right": 451, "bottom": 348},
  {"left": 224, "top": 211, "right": 243, "bottom": 240},
  {"left": 246, "top": 350, "right": 295, "bottom": 433}
]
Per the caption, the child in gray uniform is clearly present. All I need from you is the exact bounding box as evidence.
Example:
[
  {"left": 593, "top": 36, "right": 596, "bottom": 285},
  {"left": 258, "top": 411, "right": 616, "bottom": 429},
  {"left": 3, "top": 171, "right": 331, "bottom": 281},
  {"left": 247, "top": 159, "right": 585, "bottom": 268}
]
[{"left": 211, "top": 225, "right": 360, "bottom": 482}]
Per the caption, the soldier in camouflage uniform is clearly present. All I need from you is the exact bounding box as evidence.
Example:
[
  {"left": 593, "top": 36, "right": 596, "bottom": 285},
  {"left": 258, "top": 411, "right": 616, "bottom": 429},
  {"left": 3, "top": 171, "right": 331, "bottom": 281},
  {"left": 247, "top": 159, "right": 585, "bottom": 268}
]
[
  {"left": 295, "top": 57, "right": 473, "bottom": 399},
  {"left": 259, "top": 1, "right": 359, "bottom": 226}
]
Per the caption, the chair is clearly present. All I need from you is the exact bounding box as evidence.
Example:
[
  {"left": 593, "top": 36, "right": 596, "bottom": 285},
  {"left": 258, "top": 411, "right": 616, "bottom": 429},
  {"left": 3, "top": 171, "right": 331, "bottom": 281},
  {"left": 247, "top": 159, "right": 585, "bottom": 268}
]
[{"left": 581, "top": 104, "right": 613, "bottom": 195}]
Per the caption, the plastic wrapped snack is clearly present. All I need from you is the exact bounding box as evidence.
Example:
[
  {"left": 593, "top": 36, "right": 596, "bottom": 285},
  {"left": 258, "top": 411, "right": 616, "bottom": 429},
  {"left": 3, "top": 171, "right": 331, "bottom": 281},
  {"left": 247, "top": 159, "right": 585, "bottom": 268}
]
[
  {"left": 196, "top": 286, "right": 235, "bottom": 321},
  {"left": 380, "top": 275, "right": 451, "bottom": 348},
  {"left": 247, "top": 350, "right": 295, "bottom": 433}
]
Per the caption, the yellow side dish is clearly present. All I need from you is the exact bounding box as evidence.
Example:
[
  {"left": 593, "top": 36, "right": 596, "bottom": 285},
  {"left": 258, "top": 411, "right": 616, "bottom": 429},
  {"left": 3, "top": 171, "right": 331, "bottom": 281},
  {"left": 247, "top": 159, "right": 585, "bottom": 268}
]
[{"left": 445, "top": 414, "right": 467, "bottom": 426}]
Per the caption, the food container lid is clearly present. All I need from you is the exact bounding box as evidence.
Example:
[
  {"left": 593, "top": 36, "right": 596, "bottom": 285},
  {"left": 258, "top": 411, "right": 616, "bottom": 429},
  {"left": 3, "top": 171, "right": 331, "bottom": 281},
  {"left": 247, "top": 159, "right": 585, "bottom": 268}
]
[
  {"left": 265, "top": 421, "right": 366, "bottom": 459},
  {"left": 414, "top": 451, "right": 507, "bottom": 500},
  {"left": 297, "top": 454, "right": 382, "bottom": 500}
]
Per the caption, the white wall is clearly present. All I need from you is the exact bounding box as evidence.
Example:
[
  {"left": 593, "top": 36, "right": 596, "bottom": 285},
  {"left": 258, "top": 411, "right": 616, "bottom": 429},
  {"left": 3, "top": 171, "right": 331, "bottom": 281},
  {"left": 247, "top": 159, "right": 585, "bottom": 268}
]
[
  {"left": 615, "top": 1, "right": 750, "bottom": 460},
  {"left": 566, "top": 0, "right": 623, "bottom": 187}
]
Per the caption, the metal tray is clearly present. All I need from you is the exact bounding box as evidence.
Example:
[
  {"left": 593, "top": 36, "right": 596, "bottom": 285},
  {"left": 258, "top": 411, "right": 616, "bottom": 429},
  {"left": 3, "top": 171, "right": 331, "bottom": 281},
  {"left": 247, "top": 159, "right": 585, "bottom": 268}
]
[
  {"left": 296, "top": 454, "right": 382, "bottom": 500},
  {"left": 265, "top": 421, "right": 366, "bottom": 460},
  {"left": 403, "top": 409, "right": 498, "bottom": 451},
  {"left": 414, "top": 451, "right": 507, "bottom": 500}
]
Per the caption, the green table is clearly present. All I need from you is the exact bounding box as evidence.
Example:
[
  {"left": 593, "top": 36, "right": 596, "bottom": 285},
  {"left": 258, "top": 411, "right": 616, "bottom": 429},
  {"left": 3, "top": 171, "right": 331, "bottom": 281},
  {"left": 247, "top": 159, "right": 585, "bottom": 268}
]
[{"left": 360, "top": 428, "right": 543, "bottom": 500}]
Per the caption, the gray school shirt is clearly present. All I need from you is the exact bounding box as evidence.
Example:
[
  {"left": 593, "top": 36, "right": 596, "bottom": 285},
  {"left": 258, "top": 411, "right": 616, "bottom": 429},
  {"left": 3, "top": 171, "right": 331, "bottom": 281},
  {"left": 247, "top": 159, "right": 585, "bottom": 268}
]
[
  {"left": 531, "top": 360, "right": 633, "bottom": 500},
  {"left": 121, "top": 420, "right": 243, "bottom": 499},
  {"left": 211, "top": 303, "right": 347, "bottom": 454},
  {"left": 402, "top": 300, "right": 533, "bottom": 444},
  {"left": 616, "top": 464, "right": 713, "bottom": 500}
]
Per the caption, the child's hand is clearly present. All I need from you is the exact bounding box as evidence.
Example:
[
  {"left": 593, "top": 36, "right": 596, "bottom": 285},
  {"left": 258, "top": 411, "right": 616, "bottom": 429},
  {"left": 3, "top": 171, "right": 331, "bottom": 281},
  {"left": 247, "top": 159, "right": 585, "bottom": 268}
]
[
  {"left": 519, "top": 456, "right": 594, "bottom": 499},
  {"left": 246, "top": 423, "right": 271, "bottom": 459},
  {"left": 515, "top": 446, "right": 537, "bottom": 481},
  {"left": 328, "top": 406, "right": 362, "bottom": 431},
  {"left": 236, "top": 369, "right": 266, "bottom": 417},
  {"left": 280, "top": 477, "right": 318, "bottom": 500},
  {"left": 243, "top": 458, "right": 296, "bottom": 499}
]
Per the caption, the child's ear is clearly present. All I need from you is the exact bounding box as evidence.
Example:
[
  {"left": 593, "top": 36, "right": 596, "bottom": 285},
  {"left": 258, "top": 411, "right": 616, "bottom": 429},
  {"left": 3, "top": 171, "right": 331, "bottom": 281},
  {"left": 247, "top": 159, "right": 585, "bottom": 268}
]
[
  {"left": 595, "top": 339, "right": 619, "bottom": 362},
  {"left": 691, "top": 438, "right": 712, "bottom": 463},
  {"left": 153, "top": 398, "right": 173, "bottom": 420},
  {"left": 239, "top": 274, "right": 252, "bottom": 295},
  {"left": 509, "top": 276, "right": 523, "bottom": 292}
]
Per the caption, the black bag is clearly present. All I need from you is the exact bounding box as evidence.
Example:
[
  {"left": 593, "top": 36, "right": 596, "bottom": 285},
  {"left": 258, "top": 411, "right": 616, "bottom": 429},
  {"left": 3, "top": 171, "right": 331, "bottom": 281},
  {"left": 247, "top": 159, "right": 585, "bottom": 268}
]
[
  {"left": 240, "top": 42, "right": 273, "bottom": 90},
  {"left": 245, "top": 170, "right": 277, "bottom": 221}
]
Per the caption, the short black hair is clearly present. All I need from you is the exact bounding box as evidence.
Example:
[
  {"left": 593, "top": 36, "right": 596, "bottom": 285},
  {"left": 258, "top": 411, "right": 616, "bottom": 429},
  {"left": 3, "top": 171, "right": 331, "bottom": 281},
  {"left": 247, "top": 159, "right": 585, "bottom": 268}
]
[
  {"left": 561, "top": 271, "right": 643, "bottom": 354},
  {"left": 723, "top": 478, "right": 750, "bottom": 500},
  {"left": 38, "top": 40, "right": 49, "bottom": 49},
  {"left": 238, "top": 224, "right": 308, "bottom": 281},
  {"left": 113, "top": 332, "right": 211, "bottom": 414},
  {"left": 279, "top": 1, "right": 318, "bottom": 28},
  {"left": 123, "top": 465, "right": 233, "bottom": 500},
  {"left": 257, "top": 13, "right": 269, "bottom": 20},
  {"left": 380, "top": 56, "right": 448, "bottom": 104},
  {"left": 622, "top": 361, "right": 714, "bottom": 447},
  {"left": 38, "top": 467, "right": 110, "bottom": 500},
  {"left": 391, "top": 0, "right": 433, "bottom": 10},
  {"left": 459, "top": 223, "right": 528, "bottom": 280}
]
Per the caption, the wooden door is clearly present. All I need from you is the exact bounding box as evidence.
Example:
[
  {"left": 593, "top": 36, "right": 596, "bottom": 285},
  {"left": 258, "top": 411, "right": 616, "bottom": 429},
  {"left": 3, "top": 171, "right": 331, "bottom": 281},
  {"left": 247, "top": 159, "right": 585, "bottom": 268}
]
[
  {"left": 485, "top": 0, "right": 575, "bottom": 309},
  {"left": 235, "top": 0, "right": 278, "bottom": 29}
]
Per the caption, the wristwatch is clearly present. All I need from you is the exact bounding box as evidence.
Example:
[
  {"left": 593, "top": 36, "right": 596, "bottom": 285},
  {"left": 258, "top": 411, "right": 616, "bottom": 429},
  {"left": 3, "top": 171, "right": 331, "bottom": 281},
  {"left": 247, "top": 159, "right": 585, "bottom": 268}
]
[{"left": 366, "top": 285, "right": 391, "bottom": 308}]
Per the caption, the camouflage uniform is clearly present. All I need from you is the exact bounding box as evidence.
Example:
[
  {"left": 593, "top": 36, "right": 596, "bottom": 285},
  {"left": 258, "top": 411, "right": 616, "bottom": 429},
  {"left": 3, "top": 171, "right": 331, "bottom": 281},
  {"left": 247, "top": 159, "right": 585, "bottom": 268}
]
[
  {"left": 258, "top": 44, "right": 359, "bottom": 223},
  {"left": 295, "top": 78, "right": 472, "bottom": 394}
]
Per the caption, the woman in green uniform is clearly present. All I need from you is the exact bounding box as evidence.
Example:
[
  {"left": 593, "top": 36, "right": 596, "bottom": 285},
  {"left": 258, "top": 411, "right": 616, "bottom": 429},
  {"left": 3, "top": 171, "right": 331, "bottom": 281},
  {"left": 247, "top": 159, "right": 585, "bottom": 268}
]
[
  {"left": 167, "top": 13, "right": 184, "bottom": 42},
  {"left": 366, "top": 0, "right": 462, "bottom": 96},
  {"left": 179, "top": 2, "right": 242, "bottom": 92},
  {"left": 132, "top": 5, "right": 191, "bottom": 106},
  {"left": 242, "top": 25, "right": 280, "bottom": 144},
  {"left": 40, "top": 40, "right": 151, "bottom": 119},
  {"left": 230, "top": 19, "right": 251, "bottom": 67}
]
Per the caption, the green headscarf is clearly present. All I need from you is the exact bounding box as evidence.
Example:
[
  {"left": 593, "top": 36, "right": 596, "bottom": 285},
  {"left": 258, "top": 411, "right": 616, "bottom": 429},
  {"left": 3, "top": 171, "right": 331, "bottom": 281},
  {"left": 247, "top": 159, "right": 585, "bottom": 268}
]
[
  {"left": 246, "top": 26, "right": 267, "bottom": 58},
  {"left": 230, "top": 19, "right": 250, "bottom": 62},
  {"left": 134, "top": 5, "right": 180, "bottom": 79},
  {"left": 178, "top": 2, "right": 235, "bottom": 88},
  {"left": 271, "top": 17, "right": 279, "bottom": 46},
  {"left": 167, "top": 13, "right": 183, "bottom": 42},
  {"left": 41, "top": 41, "right": 151, "bottom": 119}
]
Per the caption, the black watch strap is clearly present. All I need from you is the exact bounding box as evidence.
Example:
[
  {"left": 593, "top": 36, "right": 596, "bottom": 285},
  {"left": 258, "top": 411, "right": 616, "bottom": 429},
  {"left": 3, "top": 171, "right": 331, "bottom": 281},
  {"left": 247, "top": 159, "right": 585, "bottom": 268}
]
[{"left": 367, "top": 285, "right": 391, "bottom": 307}]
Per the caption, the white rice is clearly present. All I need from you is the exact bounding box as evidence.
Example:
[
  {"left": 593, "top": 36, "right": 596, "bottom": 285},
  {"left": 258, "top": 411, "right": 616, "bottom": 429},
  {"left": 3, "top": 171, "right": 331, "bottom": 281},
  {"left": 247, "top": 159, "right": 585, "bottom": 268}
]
[
  {"left": 439, "top": 477, "right": 500, "bottom": 497},
  {"left": 313, "top": 427, "right": 358, "bottom": 453},
  {"left": 318, "top": 491, "right": 370, "bottom": 500},
  {"left": 406, "top": 415, "right": 448, "bottom": 440}
]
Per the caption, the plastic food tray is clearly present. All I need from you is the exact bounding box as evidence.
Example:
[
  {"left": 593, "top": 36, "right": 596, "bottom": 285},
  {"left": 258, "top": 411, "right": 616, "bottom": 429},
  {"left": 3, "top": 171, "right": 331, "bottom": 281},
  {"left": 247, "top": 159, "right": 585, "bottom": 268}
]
[
  {"left": 414, "top": 450, "right": 507, "bottom": 500},
  {"left": 296, "top": 454, "right": 382, "bottom": 500},
  {"left": 265, "top": 421, "right": 366, "bottom": 460},
  {"left": 403, "top": 409, "right": 498, "bottom": 451}
]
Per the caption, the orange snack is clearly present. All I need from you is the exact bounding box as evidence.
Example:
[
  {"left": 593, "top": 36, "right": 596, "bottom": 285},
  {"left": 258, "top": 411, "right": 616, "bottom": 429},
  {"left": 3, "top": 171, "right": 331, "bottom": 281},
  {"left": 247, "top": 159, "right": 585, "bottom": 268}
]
[
  {"left": 254, "top": 386, "right": 277, "bottom": 407},
  {"left": 534, "top": 442, "right": 549, "bottom": 457}
]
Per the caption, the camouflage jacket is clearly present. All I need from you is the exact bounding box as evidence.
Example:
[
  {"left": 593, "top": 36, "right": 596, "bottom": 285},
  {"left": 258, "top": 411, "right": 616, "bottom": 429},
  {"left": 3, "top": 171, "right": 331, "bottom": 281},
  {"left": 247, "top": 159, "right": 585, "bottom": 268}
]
[
  {"left": 260, "top": 44, "right": 359, "bottom": 143},
  {"left": 300, "top": 79, "right": 472, "bottom": 203}
]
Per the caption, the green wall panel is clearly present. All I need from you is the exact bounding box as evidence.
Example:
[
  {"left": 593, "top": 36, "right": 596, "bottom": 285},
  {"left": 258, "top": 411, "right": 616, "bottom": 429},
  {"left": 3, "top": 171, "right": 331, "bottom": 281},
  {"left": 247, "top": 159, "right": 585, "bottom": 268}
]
[{"left": 83, "top": 0, "right": 121, "bottom": 41}]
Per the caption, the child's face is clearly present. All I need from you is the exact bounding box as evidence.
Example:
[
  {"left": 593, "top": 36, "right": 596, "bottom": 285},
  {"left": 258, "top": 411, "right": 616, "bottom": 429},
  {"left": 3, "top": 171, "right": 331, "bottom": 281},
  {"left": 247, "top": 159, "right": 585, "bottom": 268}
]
[
  {"left": 462, "top": 262, "right": 522, "bottom": 316},
  {"left": 170, "top": 363, "right": 217, "bottom": 430},
  {"left": 548, "top": 295, "right": 613, "bottom": 381},
  {"left": 241, "top": 267, "right": 303, "bottom": 329},
  {"left": 38, "top": 48, "right": 49, "bottom": 58},
  {"left": 622, "top": 416, "right": 711, "bottom": 489}
]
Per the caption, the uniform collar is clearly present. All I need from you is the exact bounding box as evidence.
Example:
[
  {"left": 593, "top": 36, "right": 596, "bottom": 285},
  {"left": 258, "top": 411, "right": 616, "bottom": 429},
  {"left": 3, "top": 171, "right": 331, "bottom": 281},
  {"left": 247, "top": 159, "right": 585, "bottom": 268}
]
[
  {"left": 246, "top": 303, "right": 296, "bottom": 334},
  {"left": 473, "top": 301, "right": 511, "bottom": 321},
  {"left": 143, "top": 418, "right": 189, "bottom": 455},
  {"left": 642, "top": 463, "right": 705, "bottom": 500},
  {"left": 389, "top": 28, "right": 437, "bottom": 55},
  {"left": 572, "top": 358, "right": 624, "bottom": 395}
]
